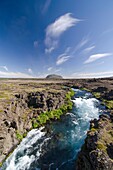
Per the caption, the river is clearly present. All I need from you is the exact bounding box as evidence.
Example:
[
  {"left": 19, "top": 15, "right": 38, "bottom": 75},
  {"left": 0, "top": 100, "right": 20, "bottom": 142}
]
[{"left": 1, "top": 89, "right": 108, "bottom": 170}]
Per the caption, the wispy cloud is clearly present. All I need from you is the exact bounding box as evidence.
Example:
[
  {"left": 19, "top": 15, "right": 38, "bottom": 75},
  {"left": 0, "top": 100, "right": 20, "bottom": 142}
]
[
  {"left": 47, "top": 66, "right": 62, "bottom": 73},
  {"left": 54, "top": 68, "right": 62, "bottom": 73},
  {"left": 83, "top": 45, "right": 95, "bottom": 53},
  {"left": 42, "top": 0, "right": 51, "bottom": 14},
  {"left": 0, "top": 71, "right": 34, "bottom": 78},
  {"left": 77, "top": 38, "right": 89, "bottom": 49},
  {"left": 45, "top": 47, "right": 54, "bottom": 54},
  {"left": 47, "top": 67, "right": 53, "bottom": 71},
  {"left": 65, "top": 47, "right": 71, "bottom": 53},
  {"left": 55, "top": 35, "right": 90, "bottom": 66},
  {"left": 56, "top": 54, "right": 71, "bottom": 65},
  {"left": 71, "top": 36, "right": 89, "bottom": 56},
  {"left": 84, "top": 53, "right": 112, "bottom": 64},
  {"left": 45, "top": 13, "right": 80, "bottom": 53},
  {"left": 56, "top": 46, "right": 72, "bottom": 65},
  {"left": 101, "top": 28, "right": 113, "bottom": 36},
  {"left": 0, "top": 66, "right": 8, "bottom": 71},
  {"left": 71, "top": 71, "right": 113, "bottom": 78}
]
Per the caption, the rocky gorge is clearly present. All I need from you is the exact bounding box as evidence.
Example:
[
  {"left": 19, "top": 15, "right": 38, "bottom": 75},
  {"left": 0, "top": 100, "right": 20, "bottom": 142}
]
[{"left": 0, "top": 78, "right": 113, "bottom": 169}]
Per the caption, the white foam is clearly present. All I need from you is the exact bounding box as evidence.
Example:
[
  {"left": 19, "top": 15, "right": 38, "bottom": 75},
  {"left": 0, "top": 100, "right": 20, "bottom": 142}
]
[
  {"left": 5, "top": 127, "right": 46, "bottom": 170},
  {"left": 72, "top": 97, "right": 99, "bottom": 121}
]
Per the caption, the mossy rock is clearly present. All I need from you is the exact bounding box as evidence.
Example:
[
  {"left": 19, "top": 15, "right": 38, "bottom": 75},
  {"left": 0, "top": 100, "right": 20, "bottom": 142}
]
[
  {"left": 97, "top": 141, "right": 107, "bottom": 152},
  {"left": 93, "top": 92, "right": 101, "bottom": 99}
]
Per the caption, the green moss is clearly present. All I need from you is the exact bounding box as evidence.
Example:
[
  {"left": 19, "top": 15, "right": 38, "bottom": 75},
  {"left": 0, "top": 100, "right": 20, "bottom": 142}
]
[
  {"left": 32, "top": 89, "right": 74, "bottom": 128},
  {"left": 60, "top": 105, "right": 68, "bottom": 113},
  {"left": 32, "top": 122, "right": 40, "bottom": 128},
  {"left": 93, "top": 92, "right": 101, "bottom": 99},
  {"left": 23, "top": 132, "right": 27, "bottom": 138},
  {"left": 16, "top": 131, "right": 24, "bottom": 141},
  {"left": 103, "top": 100, "right": 113, "bottom": 109},
  {"left": 97, "top": 141, "right": 107, "bottom": 152},
  {"left": 67, "top": 100, "right": 73, "bottom": 110},
  {"left": 0, "top": 92, "right": 8, "bottom": 99},
  {"left": 90, "top": 127, "right": 97, "bottom": 132},
  {"left": 16, "top": 130, "right": 27, "bottom": 140},
  {"left": 37, "top": 114, "right": 49, "bottom": 124},
  {"left": 0, "top": 91, "right": 12, "bottom": 100},
  {"left": 32, "top": 109, "right": 63, "bottom": 128},
  {"left": 80, "top": 87, "right": 91, "bottom": 92},
  {"left": 65, "top": 89, "right": 75, "bottom": 100},
  {"left": 0, "top": 162, "right": 2, "bottom": 167}
]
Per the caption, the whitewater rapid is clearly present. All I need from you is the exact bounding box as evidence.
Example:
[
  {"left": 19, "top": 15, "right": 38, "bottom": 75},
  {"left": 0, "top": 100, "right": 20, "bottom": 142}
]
[{"left": 1, "top": 89, "right": 107, "bottom": 170}]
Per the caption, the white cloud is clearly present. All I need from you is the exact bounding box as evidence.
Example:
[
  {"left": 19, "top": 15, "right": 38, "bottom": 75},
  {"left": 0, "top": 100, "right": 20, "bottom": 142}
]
[
  {"left": 0, "top": 71, "right": 34, "bottom": 78},
  {"left": 71, "top": 71, "right": 113, "bottom": 78},
  {"left": 54, "top": 68, "right": 61, "bottom": 73},
  {"left": 84, "top": 53, "right": 112, "bottom": 64},
  {"left": 65, "top": 47, "right": 71, "bottom": 53},
  {"left": 34, "top": 41, "right": 38, "bottom": 48},
  {"left": 28, "top": 68, "right": 33, "bottom": 74},
  {"left": 0, "top": 66, "right": 8, "bottom": 71},
  {"left": 56, "top": 54, "right": 71, "bottom": 65},
  {"left": 71, "top": 36, "right": 89, "bottom": 55},
  {"left": 78, "top": 38, "right": 89, "bottom": 49},
  {"left": 45, "top": 47, "right": 54, "bottom": 54},
  {"left": 47, "top": 67, "right": 53, "bottom": 71},
  {"left": 83, "top": 45, "right": 95, "bottom": 53},
  {"left": 42, "top": 0, "right": 51, "bottom": 14},
  {"left": 45, "top": 13, "right": 80, "bottom": 53}
]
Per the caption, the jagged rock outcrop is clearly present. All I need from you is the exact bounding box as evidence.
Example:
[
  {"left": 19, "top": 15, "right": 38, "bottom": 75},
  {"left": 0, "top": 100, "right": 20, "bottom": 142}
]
[{"left": 76, "top": 114, "right": 113, "bottom": 170}]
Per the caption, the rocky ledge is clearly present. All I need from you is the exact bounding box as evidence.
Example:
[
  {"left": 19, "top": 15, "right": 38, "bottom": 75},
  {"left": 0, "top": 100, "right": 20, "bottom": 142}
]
[{"left": 76, "top": 114, "right": 113, "bottom": 170}]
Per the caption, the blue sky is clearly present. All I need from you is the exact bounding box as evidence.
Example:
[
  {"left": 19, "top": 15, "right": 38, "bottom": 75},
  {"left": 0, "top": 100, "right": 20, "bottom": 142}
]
[{"left": 0, "top": 0, "right": 113, "bottom": 78}]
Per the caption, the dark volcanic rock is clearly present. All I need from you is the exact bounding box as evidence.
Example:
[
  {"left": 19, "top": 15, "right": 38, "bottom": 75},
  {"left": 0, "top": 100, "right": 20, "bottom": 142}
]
[
  {"left": 102, "top": 90, "right": 113, "bottom": 100},
  {"left": 76, "top": 114, "right": 113, "bottom": 170},
  {"left": 93, "top": 86, "right": 108, "bottom": 93},
  {"left": 46, "top": 74, "right": 63, "bottom": 79}
]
